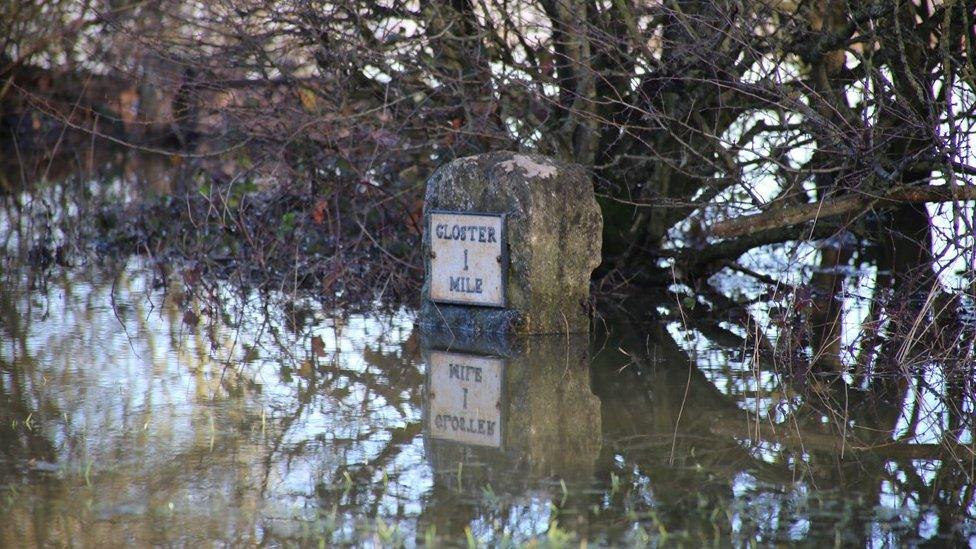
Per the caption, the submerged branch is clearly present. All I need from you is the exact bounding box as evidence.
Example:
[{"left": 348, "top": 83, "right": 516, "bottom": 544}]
[{"left": 709, "top": 416, "right": 976, "bottom": 463}]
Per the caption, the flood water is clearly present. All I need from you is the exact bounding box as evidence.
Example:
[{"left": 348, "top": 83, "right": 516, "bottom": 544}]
[{"left": 1, "top": 161, "right": 974, "bottom": 547}]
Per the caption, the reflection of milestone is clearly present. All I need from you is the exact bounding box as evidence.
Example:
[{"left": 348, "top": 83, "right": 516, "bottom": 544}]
[
  {"left": 422, "top": 332, "right": 601, "bottom": 493},
  {"left": 428, "top": 350, "right": 505, "bottom": 448}
]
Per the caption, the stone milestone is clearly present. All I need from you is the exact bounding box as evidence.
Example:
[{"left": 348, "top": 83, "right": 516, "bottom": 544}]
[{"left": 420, "top": 151, "right": 603, "bottom": 334}]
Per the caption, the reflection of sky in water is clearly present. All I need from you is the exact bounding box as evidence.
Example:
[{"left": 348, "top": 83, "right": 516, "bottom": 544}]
[{"left": 0, "top": 257, "right": 427, "bottom": 543}]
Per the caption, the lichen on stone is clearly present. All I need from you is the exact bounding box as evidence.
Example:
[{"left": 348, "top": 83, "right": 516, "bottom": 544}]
[{"left": 498, "top": 155, "right": 558, "bottom": 179}]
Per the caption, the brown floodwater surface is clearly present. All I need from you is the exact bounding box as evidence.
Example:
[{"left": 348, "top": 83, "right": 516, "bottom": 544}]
[
  {"left": 0, "top": 160, "right": 974, "bottom": 546},
  {"left": 1, "top": 257, "right": 973, "bottom": 546}
]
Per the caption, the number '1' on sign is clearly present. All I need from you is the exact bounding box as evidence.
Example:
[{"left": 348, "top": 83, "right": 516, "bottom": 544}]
[{"left": 428, "top": 211, "right": 506, "bottom": 307}]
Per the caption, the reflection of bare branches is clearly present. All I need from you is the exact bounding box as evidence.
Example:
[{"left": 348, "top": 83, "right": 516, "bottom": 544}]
[{"left": 596, "top": 300, "right": 975, "bottom": 541}]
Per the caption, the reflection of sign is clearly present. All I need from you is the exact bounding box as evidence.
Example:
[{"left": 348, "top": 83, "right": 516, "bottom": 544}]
[
  {"left": 428, "top": 211, "right": 506, "bottom": 307},
  {"left": 428, "top": 351, "right": 504, "bottom": 448}
]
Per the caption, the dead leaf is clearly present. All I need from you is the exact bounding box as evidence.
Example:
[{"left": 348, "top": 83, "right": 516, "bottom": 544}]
[
  {"left": 311, "top": 335, "right": 326, "bottom": 357},
  {"left": 298, "top": 360, "right": 315, "bottom": 379},
  {"left": 297, "top": 87, "right": 317, "bottom": 113},
  {"left": 311, "top": 199, "right": 328, "bottom": 225}
]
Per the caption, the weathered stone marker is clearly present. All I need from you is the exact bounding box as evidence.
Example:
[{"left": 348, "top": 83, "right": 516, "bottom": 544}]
[{"left": 420, "top": 152, "right": 602, "bottom": 334}]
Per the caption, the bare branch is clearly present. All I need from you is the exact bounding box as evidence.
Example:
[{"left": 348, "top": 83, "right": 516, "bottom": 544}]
[{"left": 709, "top": 184, "right": 976, "bottom": 239}]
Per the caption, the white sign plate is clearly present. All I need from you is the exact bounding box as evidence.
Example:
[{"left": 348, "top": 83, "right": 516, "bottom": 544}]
[
  {"left": 428, "top": 351, "right": 504, "bottom": 448},
  {"left": 429, "top": 211, "right": 506, "bottom": 307}
]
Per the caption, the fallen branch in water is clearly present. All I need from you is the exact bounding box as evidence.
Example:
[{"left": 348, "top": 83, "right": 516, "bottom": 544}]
[{"left": 708, "top": 184, "right": 976, "bottom": 239}]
